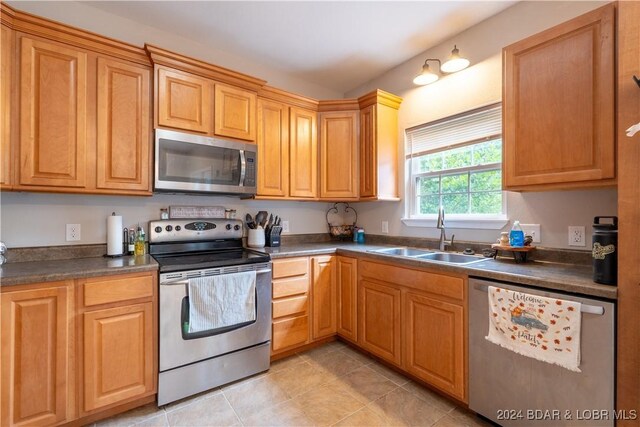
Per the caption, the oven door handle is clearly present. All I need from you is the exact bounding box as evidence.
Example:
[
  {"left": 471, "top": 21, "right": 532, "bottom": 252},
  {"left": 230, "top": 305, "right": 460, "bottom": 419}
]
[
  {"left": 161, "top": 269, "right": 272, "bottom": 286},
  {"left": 239, "top": 149, "right": 247, "bottom": 187}
]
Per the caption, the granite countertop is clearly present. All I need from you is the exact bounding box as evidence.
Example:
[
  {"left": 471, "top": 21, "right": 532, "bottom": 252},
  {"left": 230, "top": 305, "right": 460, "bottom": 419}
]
[
  {"left": 262, "top": 242, "right": 617, "bottom": 300},
  {"left": 0, "top": 255, "right": 159, "bottom": 287}
]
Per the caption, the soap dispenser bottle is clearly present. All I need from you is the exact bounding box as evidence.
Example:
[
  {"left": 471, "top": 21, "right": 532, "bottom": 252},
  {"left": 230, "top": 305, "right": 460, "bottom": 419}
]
[{"left": 509, "top": 221, "right": 525, "bottom": 247}]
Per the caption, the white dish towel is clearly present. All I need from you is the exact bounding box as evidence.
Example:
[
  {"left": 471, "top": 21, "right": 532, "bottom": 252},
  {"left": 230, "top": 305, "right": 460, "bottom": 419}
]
[
  {"left": 188, "top": 271, "right": 256, "bottom": 333},
  {"left": 486, "top": 285, "right": 582, "bottom": 372}
]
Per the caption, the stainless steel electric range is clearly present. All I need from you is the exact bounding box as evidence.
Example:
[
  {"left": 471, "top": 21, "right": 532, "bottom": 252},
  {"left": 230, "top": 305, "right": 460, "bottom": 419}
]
[{"left": 148, "top": 218, "right": 272, "bottom": 406}]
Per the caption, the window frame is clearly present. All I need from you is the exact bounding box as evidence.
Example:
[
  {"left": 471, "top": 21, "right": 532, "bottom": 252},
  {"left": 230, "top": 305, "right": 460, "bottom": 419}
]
[{"left": 402, "top": 103, "right": 509, "bottom": 230}]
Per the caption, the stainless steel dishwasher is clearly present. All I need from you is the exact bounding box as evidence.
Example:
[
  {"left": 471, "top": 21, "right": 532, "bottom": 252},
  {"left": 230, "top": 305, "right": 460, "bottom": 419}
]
[{"left": 469, "top": 278, "right": 615, "bottom": 427}]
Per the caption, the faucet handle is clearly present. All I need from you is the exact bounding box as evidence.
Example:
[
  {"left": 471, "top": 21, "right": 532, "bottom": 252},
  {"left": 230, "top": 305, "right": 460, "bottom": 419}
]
[{"left": 450, "top": 234, "right": 455, "bottom": 249}]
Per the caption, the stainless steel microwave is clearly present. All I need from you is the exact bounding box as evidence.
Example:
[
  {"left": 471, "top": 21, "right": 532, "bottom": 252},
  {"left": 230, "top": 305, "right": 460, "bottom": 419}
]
[{"left": 154, "top": 129, "right": 257, "bottom": 196}]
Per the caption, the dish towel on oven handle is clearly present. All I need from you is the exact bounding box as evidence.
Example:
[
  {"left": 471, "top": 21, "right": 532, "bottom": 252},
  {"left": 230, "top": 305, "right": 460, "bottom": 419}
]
[
  {"left": 188, "top": 271, "right": 256, "bottom": 333},
  {"left": 486, "top": 285, "right": 582, "bottom": 372}
]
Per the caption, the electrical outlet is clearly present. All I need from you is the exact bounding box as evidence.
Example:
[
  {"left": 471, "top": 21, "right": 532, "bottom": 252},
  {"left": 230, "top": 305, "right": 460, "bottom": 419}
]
[
  {"left": 66, "top": 224, "right": 81, "bottom": 241},
  {"left": 568, "top": 226, "right": 586, "bottom": 247},
  {"left": 520, "top": 224, "right": 541, "bottom": 243},
  {"left": 381, "top": 221, "right": 389, "bottom": 234},
  {"left": 282, "top": 220, "right": 290, "bottom": 233}
]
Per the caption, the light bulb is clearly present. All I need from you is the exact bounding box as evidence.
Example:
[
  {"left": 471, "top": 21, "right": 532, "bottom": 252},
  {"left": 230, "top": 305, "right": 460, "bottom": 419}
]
[
  {"left": 413, "top": 63, "right": 439, "bottom": 85},
  {"left": 441, "top": 46, "right": 470, "bottom": 73}
]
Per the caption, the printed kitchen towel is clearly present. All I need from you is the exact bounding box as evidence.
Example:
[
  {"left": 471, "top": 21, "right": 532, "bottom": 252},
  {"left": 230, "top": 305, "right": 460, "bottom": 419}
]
[
  {"left": 188, "top": 271, "right": 256, "bottom": 333},
  {"left": 486, "top": 286, "right": 582, "bottom": 372}
]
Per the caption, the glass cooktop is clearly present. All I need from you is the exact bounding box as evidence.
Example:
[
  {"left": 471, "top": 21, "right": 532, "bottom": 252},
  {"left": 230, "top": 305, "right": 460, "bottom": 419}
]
[{"left": 152, "top": 248, "right": 270, "bottom": 273}]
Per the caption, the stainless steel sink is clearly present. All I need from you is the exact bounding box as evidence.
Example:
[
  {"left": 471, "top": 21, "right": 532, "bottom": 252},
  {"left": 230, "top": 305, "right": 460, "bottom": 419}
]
[
  {"left": 369, "top": 247, "right": 433, "bottom": 257},
  {"left": 415, "top": 252, "right": 487, "bottom": 264}
]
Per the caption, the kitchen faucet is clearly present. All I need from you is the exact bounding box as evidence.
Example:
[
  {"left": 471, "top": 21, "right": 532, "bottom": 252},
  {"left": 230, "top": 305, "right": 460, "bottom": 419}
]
[{"left": 436, "top": 206, "right": 455, "bottom": 251}]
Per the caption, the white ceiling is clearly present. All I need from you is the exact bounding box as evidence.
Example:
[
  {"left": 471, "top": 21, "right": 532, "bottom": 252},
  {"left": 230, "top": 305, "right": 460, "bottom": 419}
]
[{"left": 83, "top": 1, "right": 515, "bottom": 94}]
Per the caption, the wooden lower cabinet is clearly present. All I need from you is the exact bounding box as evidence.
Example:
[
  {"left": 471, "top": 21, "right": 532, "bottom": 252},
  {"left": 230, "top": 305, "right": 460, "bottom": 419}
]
[
  {"left": 1, "top": 282, "right": 73, "bottom": 427},
  {"left": 272, "top": 315, "right": 309, "bottom": 352},
  {"left": 0, "top": 271, "right": 157, "bottom": 427},
  {"left": 336, "top": 256, "right": 357, "bottom": 342},
  {"left": 311, "top": 255, "right": 337, "bottom": 339},
  {"left": 403, "top": 291, "right": 465, "bottom": 401},
  {"left": 82, "top": 302, "right": 154, "bottom": 412},
  {"left": 358, "top": 279, "right": 402, "bottom": 366}
]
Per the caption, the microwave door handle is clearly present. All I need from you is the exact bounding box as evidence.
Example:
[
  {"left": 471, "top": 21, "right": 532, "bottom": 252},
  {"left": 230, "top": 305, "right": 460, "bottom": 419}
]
[{"left": 239, "top": 150, "right": 246, "bottom": 187}]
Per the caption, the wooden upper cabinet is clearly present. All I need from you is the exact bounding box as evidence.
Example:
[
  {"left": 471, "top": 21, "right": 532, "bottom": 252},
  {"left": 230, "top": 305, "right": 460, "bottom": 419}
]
[
  {"left": 157, "top": 67, "right": 212, "bottom": 134},
  {"left": 319, "top": 111, "right": 358, "bottom": 200},
  {"left": 1, "top": 282, "right": 73, "bottom": 427},
  {"left": 1, "top": 24, "right": 12, "bottom": 189},
  {"left": 96, "top": 57, "right": 151, "bottom": 193},
  {"left": 215, "top": 83, "right": 257, "bottom": 141},
  {"left": 311, "top": 255, "right": 337, "bottom": 340},
  {"left": 403, "top": 291, "right": 465, "bottom": 401},
  {"left": 289, "top": 106, "right": 318, "bottom": 198},
  {"left": 19, "top": 36, "right": 88, "bottom": 188},
  {"left": 336, "top": 256, "right": 358, "bottom": 343},
  {"left": 257, "top": 98, "right": 289, "bottom": 197},
  {"left": 503, "top": 4, "right": 615, "bottom": 190},
  {"left": 358, "top": 90, "right": 402, "bottom": 200},
  {"left": 83, "top": 302, "right": 154, "bottom": 412},
  {"left": 358, "top": 278, "right": 402, "bottom": 366}
]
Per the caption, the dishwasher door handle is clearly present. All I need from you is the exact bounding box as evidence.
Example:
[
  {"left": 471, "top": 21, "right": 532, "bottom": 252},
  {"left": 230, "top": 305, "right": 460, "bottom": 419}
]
[{"left": 473, "top": 283, "right": 605, "bottom": 315}]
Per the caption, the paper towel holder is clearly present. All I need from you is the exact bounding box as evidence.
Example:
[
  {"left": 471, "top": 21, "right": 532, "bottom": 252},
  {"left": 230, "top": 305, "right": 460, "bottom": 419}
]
[{"left": 104, "top": 211, "right": 125, "bottom": 258}]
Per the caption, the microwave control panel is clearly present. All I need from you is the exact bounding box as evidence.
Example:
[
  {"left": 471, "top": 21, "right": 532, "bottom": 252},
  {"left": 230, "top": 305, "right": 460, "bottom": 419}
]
[{"left": 244, "top": 151, "right": 256, "bottom": 188}]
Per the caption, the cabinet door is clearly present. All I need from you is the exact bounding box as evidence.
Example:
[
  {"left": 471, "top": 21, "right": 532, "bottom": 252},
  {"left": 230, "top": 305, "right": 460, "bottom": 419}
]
[
  {"left": 359, "top": 105, "right": 376, "bottom": 198},
  {"left": 289, "top": 107, "right": 317, "bottom": 198},
  {"left": 214, "top": 83, "right": 256, "bottom": 141},
  {"left": 336, "top": 256, "right": 357, "bottom": 342},
  {"left": 1, "top": 282, "right": 72, "bottom": 427},
  {"left": 503, "top": 4, "right": 615, "bottom": 190},
  {"left": 1, "top": 25, "right": 12, "bottom": 189},
  {"left": 19, "top": 36, "right": 87, "bottom": 188},
  {"left": 311, "top": 255, "right": 336, "bottom": 339},
  {"left": 358, "top": 279, "right": 401, "bottom": 366},
  {"left": 83, "top": 302, "right": 154, "bottom": 412},
  {"left": 319, "top": 111, "right": 358, "bottom": 199},
  {"left": 257, "top": 98, "right": 289, "bottom": 197},
  {"left": 96, "top": 57, "right": 151, "bottom": 192},
  {"left": 157, "top": 67, "right": 212, "bottom": 133},
  {"left": 404, "top": 291, "right": 465, "bottom": 401}
]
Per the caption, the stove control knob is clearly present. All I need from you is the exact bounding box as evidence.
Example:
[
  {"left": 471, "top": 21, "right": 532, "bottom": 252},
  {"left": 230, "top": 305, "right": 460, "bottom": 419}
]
[
  {"left": 154, "top": 226, "right": 162, "bottom": 233},
  {"left": 234, "top": 225, "right": 240, "bottom": 231},
  {"left": 226, "top": 224, "right": 232, "bottom": 230},
  {"left": 165, "top": 225, "right": 173, "bottom": 232},
  {"left": 175, "top": 226, "right": 181, "bottom": 231}
]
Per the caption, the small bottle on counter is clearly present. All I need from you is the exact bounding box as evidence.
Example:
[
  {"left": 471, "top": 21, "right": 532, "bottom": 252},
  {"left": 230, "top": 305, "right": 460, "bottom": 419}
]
[
  {"left": 134, "top": 226, "right": 146, "bottom": 256},
  {"left": 356, "top": 228, "right": 365, "bottom": 244},
  {"left": 509, "top": 220, "right": 525, "bottom": 247},
  {"left": 128, "top": 228, "right": 136, "bottom": 255}
]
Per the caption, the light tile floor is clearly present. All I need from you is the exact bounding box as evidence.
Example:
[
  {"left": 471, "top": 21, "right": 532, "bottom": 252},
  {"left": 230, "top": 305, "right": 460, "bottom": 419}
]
[{"left": 94, "top": 341, "right": 493, "bottom": 427}]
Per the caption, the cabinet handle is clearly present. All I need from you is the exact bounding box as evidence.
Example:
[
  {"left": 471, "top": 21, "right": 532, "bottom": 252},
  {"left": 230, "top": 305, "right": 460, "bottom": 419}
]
[{"left": 634, "top": 75, "right": 640, "bottom": 88}]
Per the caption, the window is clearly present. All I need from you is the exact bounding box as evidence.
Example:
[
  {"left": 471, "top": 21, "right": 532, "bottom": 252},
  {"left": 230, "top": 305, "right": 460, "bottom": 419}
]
[{"left": 404, "top": 103, "right": 507, "bottom": 229}]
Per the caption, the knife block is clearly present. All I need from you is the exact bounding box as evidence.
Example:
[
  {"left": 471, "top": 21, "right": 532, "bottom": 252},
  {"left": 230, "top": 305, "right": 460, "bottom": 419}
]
[{"left": 266, "top": 226, "right": 282, "bottom": 247}]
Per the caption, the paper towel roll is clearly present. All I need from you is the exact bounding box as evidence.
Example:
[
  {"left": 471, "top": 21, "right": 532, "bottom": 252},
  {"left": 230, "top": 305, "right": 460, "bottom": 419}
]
[{"left": 107, "top": 213, "right": 123, "bottom": 256}]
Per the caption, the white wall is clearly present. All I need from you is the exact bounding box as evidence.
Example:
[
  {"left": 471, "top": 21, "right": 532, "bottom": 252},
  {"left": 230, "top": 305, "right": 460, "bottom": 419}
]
[
  {"left": 6, "top": 1, "right": 341, "bottom": 100},
  {"left": 0, "top": 192, "right": 332, "bottom": 248},
  {"left": 345, "top": 0, "right": 616, "bottom": 249}
]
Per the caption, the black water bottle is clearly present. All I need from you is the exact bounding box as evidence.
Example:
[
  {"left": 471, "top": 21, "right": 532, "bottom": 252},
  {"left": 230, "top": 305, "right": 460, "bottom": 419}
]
[{"left": 592, "top": 216, "right": 618, "bottom": 285}]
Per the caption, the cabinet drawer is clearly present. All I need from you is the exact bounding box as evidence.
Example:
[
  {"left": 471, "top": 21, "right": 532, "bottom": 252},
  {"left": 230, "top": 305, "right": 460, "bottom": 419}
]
[
  {"left": 273, "top": 257, "right": 309, "bottom": 279},
  {"left": 83, "top": 273, "right": 154, "bottom": 307},
  {"left": 273, "top": 276, "right": 309, "bottom": 298},
  {"left": 273, "top": 295, "right": 308, "bottom": 319},
  {"left": 272, "top": 315, "right": 309, "bottom": 352},
  {"left": 359, "top": 260, "right": 464, "bottom": 301}
]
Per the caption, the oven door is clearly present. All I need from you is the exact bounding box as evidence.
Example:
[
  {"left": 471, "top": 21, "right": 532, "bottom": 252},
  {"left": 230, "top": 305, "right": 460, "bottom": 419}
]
[
  {"left": 154, "top": 128, "right": 256, "bottom": 195},
  {"left": 159, "top": 263, "right": 271, "bottom": 372}
]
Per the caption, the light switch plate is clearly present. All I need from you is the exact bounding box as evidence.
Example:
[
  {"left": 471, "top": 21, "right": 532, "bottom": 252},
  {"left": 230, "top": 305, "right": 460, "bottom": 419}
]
[
  {"left": 568, "top": 226, "right": 586, "bottom": 247},
  {"left": 520, "top": 224, "right": 541, "bottom": 243},
  {"left": 381, "top": 221, "right": 389, "bottom": 234}
]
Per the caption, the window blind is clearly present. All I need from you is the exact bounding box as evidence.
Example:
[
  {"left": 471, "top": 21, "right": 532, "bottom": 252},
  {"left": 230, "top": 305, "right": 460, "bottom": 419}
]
[{"left": 406, "top": 103, "right": 502, "bottom": 158}]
